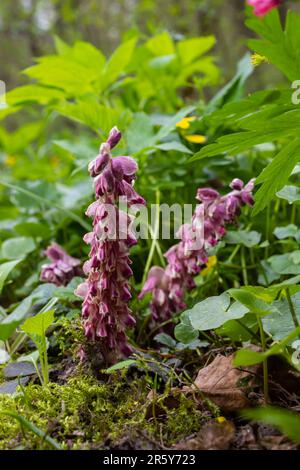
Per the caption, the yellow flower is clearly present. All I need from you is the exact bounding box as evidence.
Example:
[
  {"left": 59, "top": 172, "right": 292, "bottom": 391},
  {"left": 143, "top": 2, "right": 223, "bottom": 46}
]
[
  {"left": 184, "top": 134, "right": 206, "bottom": 144},
  {"left": 216, "top": 416, "right": 226, "bottom": 424},
  {"left": 176, "top": 116, "right": 196, "bottom": 130},
  {"left": 251, "top": 53, "right": 268, "bottom": 67},
  {"left": 5, "top": 155, "right": 17, "bottom": 167},
  {"left": 50, "top": 156, "right": 60, "bottom": 167},
  {"left": 201, "top": 255, "right": 217, "bottom": 276}
]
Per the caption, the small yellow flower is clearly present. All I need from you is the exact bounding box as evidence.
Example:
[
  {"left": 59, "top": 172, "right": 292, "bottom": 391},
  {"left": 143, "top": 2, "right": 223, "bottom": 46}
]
[
  {"left": 216, "top": 416, "right": 226, "bottom": 424},
  {"left": 184, "top": 134, "right": 206, "bottom": 144},
  {"left": 176, "top": 116, "right": 196, "bottom": 130},
  {"left": 251, "top": 53, "right": 268, "bottom": 67},
  {"left": 201, "top": 255, "right": 217, "bottom": 276},
  {"left": 5, "top": 155, "right": 17, "bottom": 167},
  {"left": 50, "top": 156, "right": 60, "bottom": 167}
]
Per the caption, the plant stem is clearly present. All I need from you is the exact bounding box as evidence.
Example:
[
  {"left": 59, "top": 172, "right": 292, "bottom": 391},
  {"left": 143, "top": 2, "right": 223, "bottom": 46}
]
[
  {"left": 241, "top": 246, "right": 248, "bottom": 285},
  {"left": 265, "top": 204, "right": 271, "bottom": 259},
  {"left": 285, "top": 287, "right": 300, "bottom": 340},
  {"left": 257, "top": 315, "right": 269, "bottom": 404},
  {"left": 142, "top": 190, "right": 163, "bottom": 284}
]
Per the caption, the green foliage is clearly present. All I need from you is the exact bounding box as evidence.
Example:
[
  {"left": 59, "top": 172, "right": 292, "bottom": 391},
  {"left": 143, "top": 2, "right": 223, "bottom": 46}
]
[
  {"left": 21, "top": 307, "right": 56, "bottom": 385},
  {"left": 242, "top": 407, "right": 300, "bottom": 445},
  {"left": 0, "top": 259, "right": 21, "bottom": 295}
]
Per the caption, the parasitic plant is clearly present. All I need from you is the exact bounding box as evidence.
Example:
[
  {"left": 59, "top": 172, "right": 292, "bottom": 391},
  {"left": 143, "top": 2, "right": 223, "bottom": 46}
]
[
  {"left": 75, "top": 127, "right": 145, "bottom": 362},
  {"left": 140, "top": 179, "right": 254, "bottom": 324}
]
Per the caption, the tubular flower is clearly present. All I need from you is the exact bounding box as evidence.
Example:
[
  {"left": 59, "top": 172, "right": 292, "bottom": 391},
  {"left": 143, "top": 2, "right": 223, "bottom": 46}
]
[
  {"left": 139, "top": 179, "right": 254, "bottom": 323},
  {"left": 247, "top": 0, "right": 280, "bottom": 17},
  {"left": 40, "top": 243, "right": 82, "bottom": 286},
  {"left": 75, "top": 127, "right": 145, "bottom": 361}
]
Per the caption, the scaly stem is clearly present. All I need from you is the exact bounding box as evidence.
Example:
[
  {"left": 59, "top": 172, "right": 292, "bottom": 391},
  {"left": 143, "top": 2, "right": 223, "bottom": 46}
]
[{"left": 257, "top": 315, "right": 269, "bottom": 404}]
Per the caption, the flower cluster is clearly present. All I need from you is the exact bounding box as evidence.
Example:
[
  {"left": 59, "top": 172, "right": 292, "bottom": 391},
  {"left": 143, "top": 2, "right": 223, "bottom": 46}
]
[
  {"left": 75, "top": 127, "right": 145, "bottom": 361},
  {"left": 247, "top": 0, "right": 280, "bottom": 17},
  {"left": 139, "top": 179, "right": 254, "bottom": 323},
  {"left": 40, "top": 243, "right": 82, "bottom": 286}
]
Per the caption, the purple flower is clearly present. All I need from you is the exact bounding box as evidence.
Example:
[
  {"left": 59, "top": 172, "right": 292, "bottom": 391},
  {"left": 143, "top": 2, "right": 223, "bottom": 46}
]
[
  {"left": 140, "top": 179, "right": 255, "bottom": 325},
  {"left": 40, "top": 243, "right": 82, "bottom": 286},
  {"left": 247, "top": 0, "right": 280, "bottom": 17},
  {"left": 75, "top": 127, "right": 145, "bottom": 362}
]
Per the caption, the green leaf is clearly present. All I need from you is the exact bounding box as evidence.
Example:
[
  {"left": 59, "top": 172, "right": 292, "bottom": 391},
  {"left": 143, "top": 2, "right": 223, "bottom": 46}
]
[
  {"left": 6, "top": 85, "right": 64, "bottom": 107},
  {"left": 21, "top": 309, "right": 55, "bottom": 338},
  {"left": 0, "top": 259, "right": 21, "bottom": 294},
  {"left": 253, "top": 138, "right": 300, "bottom": 216},
  {"left": 174, "top": 311, "right": 199, "bottom": 344},
  {"left": 155, "top": 141, "right": 193, "bottom": 154},
  {"left": 246, "top": 10, "right": 300, "bottom": 82},
  {"left": 145, "top": 32, "right": 175, "bottom": 56},
  {"left": 1, "top": 237, "right": 36, "bottom": 260},
  {"left": 101, "top": 38, "right": 137, "bottom": 90},
  {"left": 268, "top": 251, "right": 300, "bottom": 275},
  {"left": 55, "top": 99, "right": 126, "bottom": 135},
  {"left": 234, "top": 325, "right": 300, "bottom": 366},
  {"left": 188, "top": 293, "right": 248, "bottom": 331},
  {"left": 274, "top": 224, "right": 300, "bottom": 241},
  {"left": 154, "top": 333, "right": 177, "bottom": 349},
  {"left": 156, "top": 106, "right": 196, "bottom": 142},
  {"left": 207, "top": 53, "right": 253, "bottom": 112},
  {"left": 263, "top": 292, "right": 300, "bottom": 340},
  {"left": 0, "top": 284, "right": 56, "bottom": 341},
  {"left": 242, "top": 407, "right": 300, "bottom": 445},
  {"left": 276, "top": 185, "right": 300, "bottom": 204},
  {"left": 224, "top": 230, "right": 261, "bottom": 248},
  {"left": 106, "top": 359, "right": 137, "bottom": 373},
  {"left": 177, "top": 36, "right": 216, "bottom": 65},
  {"left": 14, "top": 222, "right": 49, "bottom": 239},
  {"left": 228, "top": 288, "right": 276, "bottom": 315},
  {"left": 126, "top": 112, "right": 154, "bottom": 154},
  {"left": 234, "top": 348, "right": 265, "bottom": 366},
  {"left": 0, "top": 180, "right": 91, "bottom": 231}
]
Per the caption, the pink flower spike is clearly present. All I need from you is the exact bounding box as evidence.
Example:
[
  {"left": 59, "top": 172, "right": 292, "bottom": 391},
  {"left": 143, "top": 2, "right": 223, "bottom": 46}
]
[
  {"left": 40, "top": 243, "right": 82, "bottom": 286},
  {"left": 76, "top": 127, "right": 146, "bottom": 363},
  {"left": 140, "top": 178, "right": 254, "bottom": 327},
  {"left": 247, "top": 0, "right": 280, "bottom": 17}
]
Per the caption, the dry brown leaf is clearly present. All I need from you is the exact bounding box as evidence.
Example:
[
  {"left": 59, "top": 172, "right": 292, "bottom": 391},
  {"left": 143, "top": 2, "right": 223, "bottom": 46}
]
[
  {"left": 174, "top": 420, "right": 235, "bottom": 450},
  {"left": 184, "top": 354, "right": 259, "bottom": 412}
]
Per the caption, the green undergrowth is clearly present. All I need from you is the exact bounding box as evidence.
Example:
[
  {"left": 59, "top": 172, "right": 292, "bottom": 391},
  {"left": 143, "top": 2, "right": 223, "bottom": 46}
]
[{"left": 0, "top": 371, "right": 204, "bottom": 449}]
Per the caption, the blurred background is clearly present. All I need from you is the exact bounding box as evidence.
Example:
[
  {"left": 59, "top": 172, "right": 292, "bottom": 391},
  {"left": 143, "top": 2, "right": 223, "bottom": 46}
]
[{"left": 1, "top": 0, "right": 299, "bottom": 92}]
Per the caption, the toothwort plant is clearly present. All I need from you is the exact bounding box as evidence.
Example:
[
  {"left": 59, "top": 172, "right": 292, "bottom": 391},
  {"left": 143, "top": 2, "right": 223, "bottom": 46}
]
[
  {"left": 75, "top": 127, "right": 145, "bottom": 361},
  {"left": 139, "top": 179, "right": 254, "bottom": 324},
  {"left": 247, "top": 0, "right": 280, "bottom": 17},
  {"left": 40, "top": 243, "right": 82, "bottom": 286}
]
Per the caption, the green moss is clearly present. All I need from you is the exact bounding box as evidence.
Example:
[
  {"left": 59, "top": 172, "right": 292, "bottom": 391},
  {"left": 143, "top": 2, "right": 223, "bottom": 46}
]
[{"left": 0, "top": 371, "right": 205, "bottom": 449}]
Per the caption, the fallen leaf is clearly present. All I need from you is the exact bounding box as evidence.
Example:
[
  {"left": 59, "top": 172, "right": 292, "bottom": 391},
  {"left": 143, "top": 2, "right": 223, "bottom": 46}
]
[
  {"left": 0, "top": 377, "right": 29, "bottom": 395},
  {"left": 174, "top": 420, "right": 235, "bottom": 450},
  {"left": 185, "top": 354, "right": 259, "bottom": 412}
]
